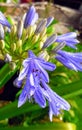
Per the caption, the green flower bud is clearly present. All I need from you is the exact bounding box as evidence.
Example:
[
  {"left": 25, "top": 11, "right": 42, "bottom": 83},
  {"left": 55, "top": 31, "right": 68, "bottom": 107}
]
[
  {"left": 40, "top": 28, "right": 47, "bottom": 38},
  {"left": 32, "top": 34, "right": 40, "bottom": 43},
  {"left": 16, "top": 39, "right": 22, "bottom": 53},
  {"left": 27, "top": 25, "right": 35, "bottom": 38},
  {"left": 41, "top": 34, "right": 47, "bottom": 43},
  {"left": 38, "top": 50, "right": 50, "bottom": 61},
  {"left": 9, "top": 62, "right": 16, "bottom": 70},
  {"left": 11, "top": 43, "right": 16, "bottom": 51},
  {"left": 10, "top": 25, "right": 17, "bottom": 36},
  {"left": 0, "top": 40, "right": 5, "bottom": 49},
  {"left": 39, "top": 41, "right": 44, "bottom": 49},
  {"left": 16, "top": 39, "right": 22, "bottom": 48}
]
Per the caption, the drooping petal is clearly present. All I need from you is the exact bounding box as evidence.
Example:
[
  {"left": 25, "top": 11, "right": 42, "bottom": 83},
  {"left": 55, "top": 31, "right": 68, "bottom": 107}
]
[
  {"left": 41, "top": 80, "right": 70, "bottom": 121},
  {"left": 56, "top": 32, "right": 79, "bottom": 49},
  {"left": 56, "top": 50, "right": 82, "bottom": 71},
  {"left": 34, "top": 87, "right": 46, "bottom": 108},
  {"left": 18, "top": 86, "right": 28, "bottom": 107}
]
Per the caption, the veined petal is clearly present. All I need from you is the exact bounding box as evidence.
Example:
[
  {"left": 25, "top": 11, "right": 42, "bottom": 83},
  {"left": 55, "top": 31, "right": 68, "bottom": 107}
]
[
  {"left": 18, "top": 86, "right": 28, "bottom": 107},
  {"left": 56, "top": 50, "right": 82, "bottom": 71},
  {"left": 55, "top": 55, "right": 78, "bottom": 71},
  {"left": 57, "top": 32, "right": 77, "bottom": 39},
  {"left": 34, "top": 87, "right": 46, "bottom": 108},
  {"left": 38, "top": 60, "right": 56, "bottom": 71}
]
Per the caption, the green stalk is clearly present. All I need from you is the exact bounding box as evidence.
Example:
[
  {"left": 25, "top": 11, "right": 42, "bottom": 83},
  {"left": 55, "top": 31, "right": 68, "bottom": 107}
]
[{"left": 0, "top": 63, "right": 17, "bottom": 88}]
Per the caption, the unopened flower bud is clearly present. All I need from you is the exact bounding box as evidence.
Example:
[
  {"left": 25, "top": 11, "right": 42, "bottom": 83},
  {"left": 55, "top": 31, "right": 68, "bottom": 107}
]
[
  {"left": 9, "top": 62, "right": 16, "bottom": 70},
  {"left": 11, "top": 43, "right": 16, "bottom": 51},
  {"left": 27, "top": 25, "right": 35, "bottom": 37},
  {"left": 16, "top": 39, "right": 22, "bottom": 53},
  {"left": 42, "top": 34, "right": 57, "bottom": 48},
  {"left": 16, "top": 39, "right": 22, "bottom": 48},
  {"left": 46, "top": 17, "right": 54, "bottom": 27},
  {"left": 10, "top": 25, "right": 17, "bottom": 36},
  {"left": 41, "top": 34, "right": 47, "bottom": 43},
  {"left": 17, "top": 19, "right": 24, "bottom": 39},
  {"left": 52, "top": 42, "right": 66, "bottom": 53},
  {"left": 4, "top": 53, "right": 12, "bottom": 62},
  {"left": 38, "top": 50, "right": 50, "bottom": 61},
  {"left": 32, "top": 34, "right": 40, "bottom": 43},
  {"left": 35, "top": 19, "right": 47, "bottom": 34},
  {"left": 39, "top": 41, "right": 44, "bottom": 49},
  {"left": 0, "top": 40, "right": 5, "bottom": 49},
  {"left": 40, "top": 28, "right": 46, "bottom": 38},
  {"left": 0, "top": 24, "right": 4, "bottom": 39}
]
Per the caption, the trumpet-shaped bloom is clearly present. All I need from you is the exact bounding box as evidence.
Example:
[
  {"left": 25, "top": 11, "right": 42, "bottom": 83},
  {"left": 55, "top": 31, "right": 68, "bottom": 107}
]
[
  {"left": 14, "top": 50, "right": 70, "bottom": 121},
  {"left": 24, "top": 6, "right": 38, "bottom": 28},
  {"left": 56, "top": 32, "right": 79, "bottom": 49},
  {"left": 17, "top": 77, "right": 70, "bottom": 121},
  {"left": 55, "top": 50, "right": 82, "bottom": 71},
  {"left": 0, "top": 11, "right": 11, "bottom": 28}
]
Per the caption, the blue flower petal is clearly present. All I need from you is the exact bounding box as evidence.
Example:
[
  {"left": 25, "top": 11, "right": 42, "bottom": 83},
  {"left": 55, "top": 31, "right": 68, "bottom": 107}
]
[
  {"left": 56, "top": 50, "right": 82, "bottom": 71},
  {"left": 18, "top": 86, "right": 28, "bottom": 107},
  {"left": 56, "top": 32, "right": 79, "bottom": 49},
  {"left": 34, "top": 87, "right": 46, "bottom": 108},
  {"left": 38, "top": 60, "right": 56, "bottom": 71}
]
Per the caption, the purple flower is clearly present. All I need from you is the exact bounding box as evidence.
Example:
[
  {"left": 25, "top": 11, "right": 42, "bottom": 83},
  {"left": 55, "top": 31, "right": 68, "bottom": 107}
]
[
  {"left": 56, "top": 32, "right": 79, "bottom": 49},
  {"left": 17, "top": 78, "right": 70, "bottom": 121},
  {"left": 24, "top": 6, "right": 38, "bottom": 28},
  {"left": 0, "top": 11, "right": 11, "bottom": 28},
  {"left": 55, "top": 50, "right": 82, "bottom": 71},
  {"left": 14, "top": 50, "right": 70, "bottom": 121}
]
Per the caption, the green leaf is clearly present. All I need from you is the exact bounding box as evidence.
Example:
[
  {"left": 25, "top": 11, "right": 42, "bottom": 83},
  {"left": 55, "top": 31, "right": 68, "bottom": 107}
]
[
  {"left": 53, "top": 80, "right": 82, "bottom": 98},
  {"left": 0, "top": 101, "right": 41, "bottom": 120},
  {"left": 0, "top": 123, "right": 76, "bottom": 130}
]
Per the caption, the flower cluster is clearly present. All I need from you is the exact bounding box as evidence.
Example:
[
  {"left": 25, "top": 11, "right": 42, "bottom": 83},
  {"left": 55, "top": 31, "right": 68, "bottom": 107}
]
[{"left": 0, "top": 5, "right": 82, "bottom": 121}]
